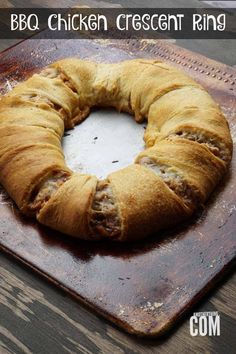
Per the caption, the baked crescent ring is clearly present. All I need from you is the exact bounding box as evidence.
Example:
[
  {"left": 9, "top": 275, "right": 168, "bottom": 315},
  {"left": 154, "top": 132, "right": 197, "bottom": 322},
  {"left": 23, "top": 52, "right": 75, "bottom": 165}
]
[{"left": 0, "top": 59, "right": 233, "bottom": 241}]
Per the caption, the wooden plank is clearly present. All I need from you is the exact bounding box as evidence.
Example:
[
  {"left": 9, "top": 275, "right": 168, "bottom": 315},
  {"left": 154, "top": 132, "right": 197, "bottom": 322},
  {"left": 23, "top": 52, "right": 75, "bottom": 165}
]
[
  {"left": 1, "top": 252, "right": 236, "bottom": 353},
  {"left": 0, "top": 37, "right": 235, "bottom": 336}
]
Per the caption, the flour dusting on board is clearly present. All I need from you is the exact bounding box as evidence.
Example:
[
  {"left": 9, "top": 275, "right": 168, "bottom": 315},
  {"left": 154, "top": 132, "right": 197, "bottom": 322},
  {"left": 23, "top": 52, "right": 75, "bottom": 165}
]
[
  {"left": 221, "top": 103, "right": 236, "bottom": 142},
  {"left": 1, "top": 79, "right": 18, "bottom": 94}
]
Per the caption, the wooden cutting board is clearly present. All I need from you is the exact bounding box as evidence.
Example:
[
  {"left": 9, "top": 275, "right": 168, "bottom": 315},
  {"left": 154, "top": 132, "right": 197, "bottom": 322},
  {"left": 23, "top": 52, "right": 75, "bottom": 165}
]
[{"left": 0, "top": 37, "right": 235, "bottom": 337}]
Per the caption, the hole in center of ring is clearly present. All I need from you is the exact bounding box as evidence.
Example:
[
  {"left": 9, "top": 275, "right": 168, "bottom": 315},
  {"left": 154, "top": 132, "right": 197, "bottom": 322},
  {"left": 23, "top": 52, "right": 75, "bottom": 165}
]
[{"left": 62, "top": 108, "right": 146, "bottom": 179}]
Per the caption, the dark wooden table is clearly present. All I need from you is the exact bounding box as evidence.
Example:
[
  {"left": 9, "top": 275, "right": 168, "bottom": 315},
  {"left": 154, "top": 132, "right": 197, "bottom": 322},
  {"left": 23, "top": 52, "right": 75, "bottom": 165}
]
[
  {"left": 1, "top": 253, "right": 235, "bottom": 354},
  {"left": 0, "top": 1, "right": 235, "bottom": 353}
]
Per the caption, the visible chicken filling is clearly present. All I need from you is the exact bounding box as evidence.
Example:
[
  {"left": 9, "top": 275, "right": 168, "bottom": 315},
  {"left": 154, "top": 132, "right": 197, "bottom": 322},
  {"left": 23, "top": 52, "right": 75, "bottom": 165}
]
[
  {"left": 29, "top": 171, "right": 70, "bottom": 212},
  {"left": 59, "top": 72, "right": 78, "bottom": 94},
  {"left": 139, "top": 157, "right": 202, "bottom": 207},
  {"left": 90, "top": 181, "right": 121, "bottom": 238},
  {"left": 20, "top": 93, "right": 68, "bottom": 121},
  {"left": 168, "top": 130, "right": 228, "bottom": 162},
  {"left": 40, "top": 67, "right": 59, "bottom": 79},
  {"left": 40, "top": 67, "right": 86, "bottom": 126},
  {"left": 40, "top": 67, "right": 78, "bottom": 94}
]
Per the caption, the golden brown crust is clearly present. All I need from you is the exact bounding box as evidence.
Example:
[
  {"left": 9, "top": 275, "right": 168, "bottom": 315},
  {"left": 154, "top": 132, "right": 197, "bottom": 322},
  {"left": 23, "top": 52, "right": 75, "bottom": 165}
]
[
  {"left": 37, "top": 174, "right": 98, "bottom": 239},
  {"left": 136, "top": 139, "right": 226, "bottom": 202},
  {"left": 107, "top": 164, "right": 192, "bottom": 241},
  {"left": 0, "top": 58, "right": 233, "bottom": 241}
]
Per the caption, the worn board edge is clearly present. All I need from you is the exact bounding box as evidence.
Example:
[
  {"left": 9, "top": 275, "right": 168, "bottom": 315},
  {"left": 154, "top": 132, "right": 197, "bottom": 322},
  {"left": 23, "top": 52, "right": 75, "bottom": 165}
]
[
  {"left": 1, "top": 241, "right": 235, "bottom": 338},
  {"left": 104, "top": 39, "right": 236, "bottom": 93}
]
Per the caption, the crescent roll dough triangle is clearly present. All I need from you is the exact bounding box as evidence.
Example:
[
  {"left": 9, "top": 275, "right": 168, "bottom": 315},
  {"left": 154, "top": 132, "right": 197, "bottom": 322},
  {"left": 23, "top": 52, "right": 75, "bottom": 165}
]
[{"left": 0, "top": 58, "right": 233, "bottom": 241}]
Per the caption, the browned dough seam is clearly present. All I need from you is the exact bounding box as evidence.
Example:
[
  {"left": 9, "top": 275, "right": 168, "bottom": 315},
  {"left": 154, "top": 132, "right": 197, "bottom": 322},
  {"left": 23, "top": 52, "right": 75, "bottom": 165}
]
[
  {"left": 29, "top": 171, "right": 71, "bottom": 213},
  {"left": 16, "top": 68, "right": 85, "bottom": 214},
  {"left": 138, "top": 157, "right": 202, "bottom": 209},
  {"left": 14, "top": 68, "right": 83, "bottom": 212},
  {"left": 167, "top": 129, "right": 230, "bottom": 163},
  {"left": 20, "top": 93, "right": 68, "bottom": 122},
  {"left": 40, "top": 67, "right": 78, "bottom": 94},
  {"left": 40, "top": 67, "right": 90, "bottom": 127}
]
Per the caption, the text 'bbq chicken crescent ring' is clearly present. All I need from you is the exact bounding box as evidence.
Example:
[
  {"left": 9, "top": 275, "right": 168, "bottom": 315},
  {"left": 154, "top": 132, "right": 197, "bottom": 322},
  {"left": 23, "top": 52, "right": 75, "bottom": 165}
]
[{"left": 0, "top": 59, "right": 233, "bottom": 241}]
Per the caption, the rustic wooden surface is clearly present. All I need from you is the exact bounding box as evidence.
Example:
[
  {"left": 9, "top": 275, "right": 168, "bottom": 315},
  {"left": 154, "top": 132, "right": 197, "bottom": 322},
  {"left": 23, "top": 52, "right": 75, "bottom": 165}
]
[
  {"left": 1, "top": 252, "right": 236, "bottom": 354},
  {"left": 0, "top": 34, "right": 236, "bottom": 339},
  {"left": 0, "top": 0, "right": 236, "bottom": 352}
]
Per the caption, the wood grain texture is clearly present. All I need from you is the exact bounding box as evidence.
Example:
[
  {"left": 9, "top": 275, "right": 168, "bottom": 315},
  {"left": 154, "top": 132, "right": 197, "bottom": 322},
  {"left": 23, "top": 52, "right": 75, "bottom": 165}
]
[{"left": 0, "top": 252, "right": 236, "bottom": 354}]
